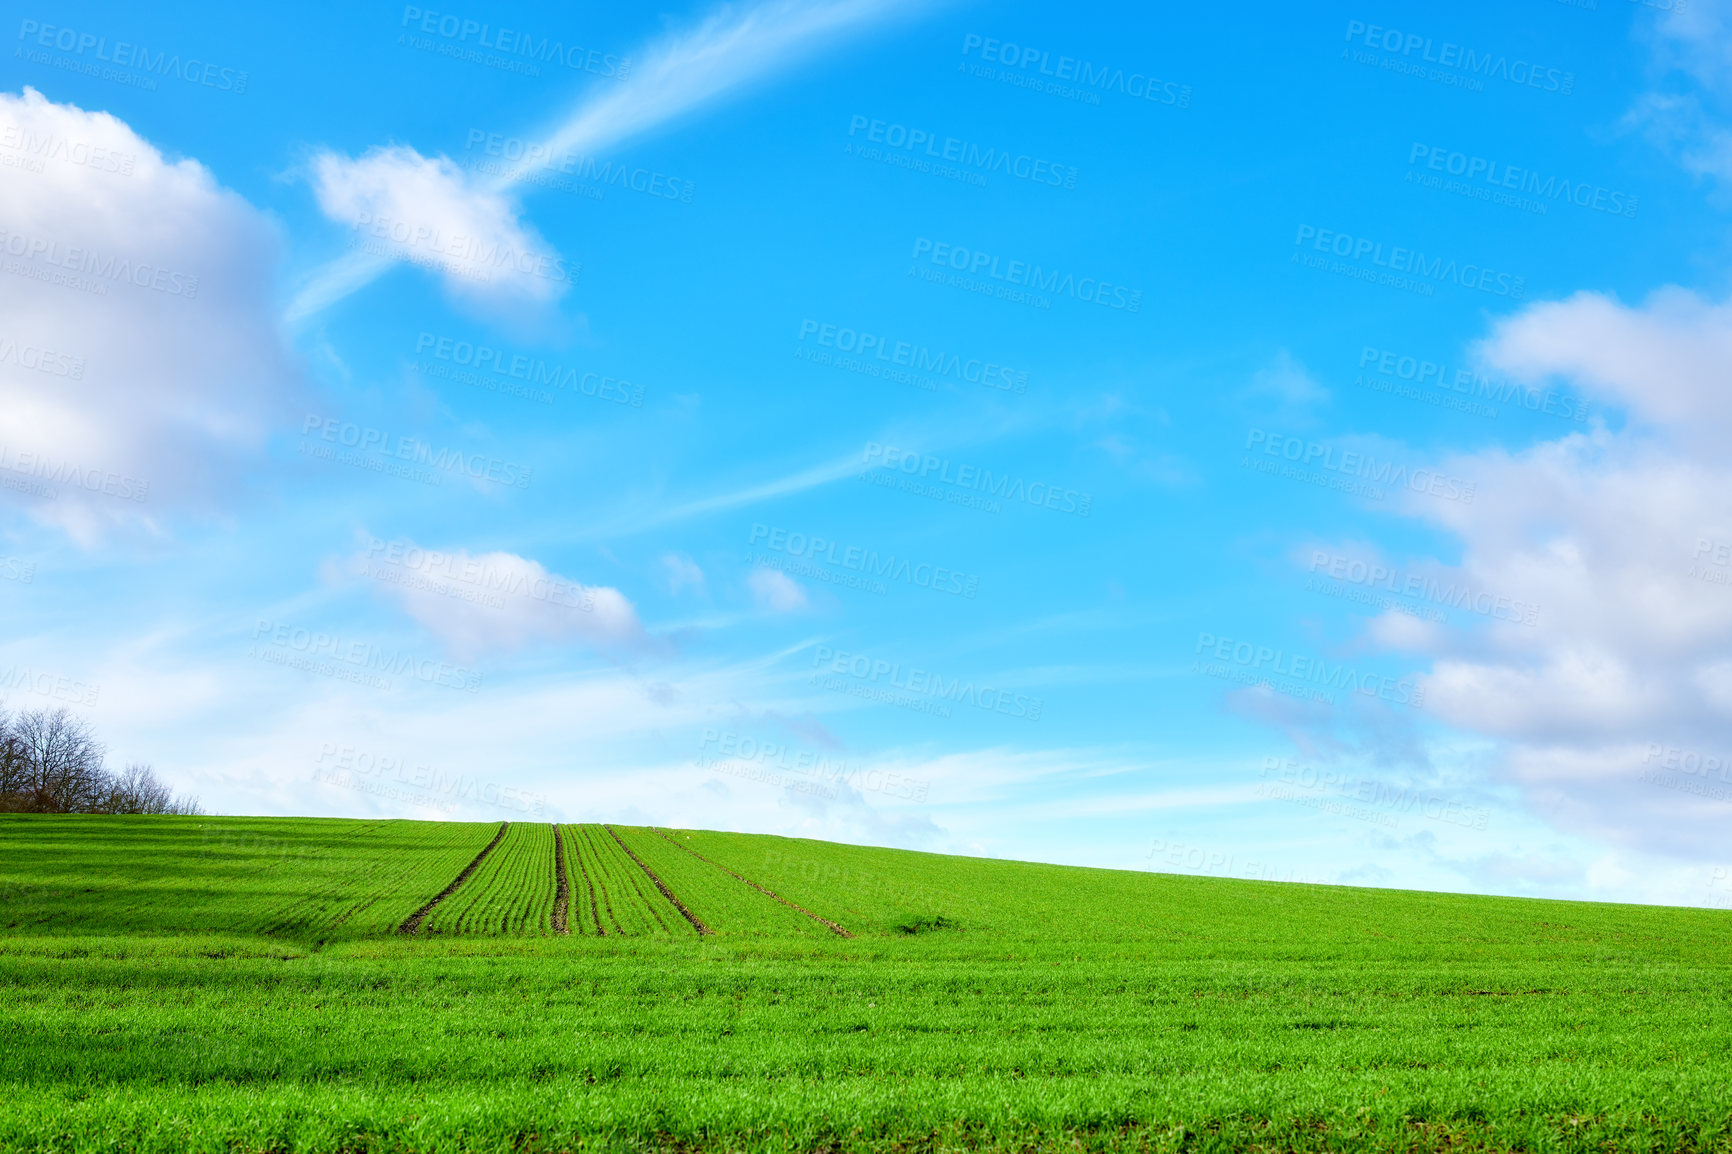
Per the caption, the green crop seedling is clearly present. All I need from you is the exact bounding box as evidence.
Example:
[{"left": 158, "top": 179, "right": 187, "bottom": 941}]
[{"left": 2, "top": 814, "right": 1730, "bottom": 1153}]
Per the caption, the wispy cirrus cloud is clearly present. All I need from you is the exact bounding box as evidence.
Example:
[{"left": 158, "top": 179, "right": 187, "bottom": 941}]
[
  {"left": 289, "top": 0, "right": 919, "bottom": 322},
  {"left": 513, "top": 0, "right": 918, "bottom": 180},
  {"left": 293, "top": 147, "right": 571, "bottom": 320}
]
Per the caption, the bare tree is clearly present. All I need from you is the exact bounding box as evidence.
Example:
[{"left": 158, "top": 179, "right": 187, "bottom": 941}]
[
  {"left": 8, "top": 708, "right": 106, "bottom": 812},
  {"left": 0, "top": 706, "right": 201, "bottom": 815},
  {"left": 109, "top": 763, "right": 167, "bottom": 813},
  {"left": 103, "top": 763, "right": 202, "bottom": 815},
  {"left": 0, "top": 708, "right": 25, "bottom": 806}
]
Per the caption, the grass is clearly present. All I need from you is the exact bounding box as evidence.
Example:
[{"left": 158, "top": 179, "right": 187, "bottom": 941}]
[
  {"left": 1, "top": 814, "right": 1729, "bottom": 1152},
  {"left": 568, "top": 822, "right": 680, "bottom": 936},
  {"left": 619, "top": 825, "right": 838, "bottom": 937},
  {"left": 424, "top": 821, "right": 555, "bottom": 936},
  {"left": 0, "top": 814, "right": 503, "bottom": 940}
]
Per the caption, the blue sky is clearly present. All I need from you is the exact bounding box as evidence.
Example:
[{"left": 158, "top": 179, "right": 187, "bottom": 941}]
[{"left": 5, "top": 0, "right": 1732, "bottom": 908}]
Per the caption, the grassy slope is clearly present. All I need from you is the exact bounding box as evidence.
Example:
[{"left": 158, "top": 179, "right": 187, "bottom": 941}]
[
  {"left": 573, "top": 822, "right": 681, "bottom": 936},
  {"left": 0, "top": 815, "right": 1729, "bottom": 1153},
  {"left": 0, "top": 814, "right": 503, "bottom": 940},
  {"left": 676, "top": 826, "right": 1732, "bottom": 951},
  {"left": 617, "top": 825, "right": 839, "bottom": 937},
  {"left": 424, "top": 821, "right": 556, "bottom": 936}
]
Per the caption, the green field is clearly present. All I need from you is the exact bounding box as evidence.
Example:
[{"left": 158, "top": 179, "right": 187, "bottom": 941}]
[{"left": 1, "top": 815, "right": 1729, "bottom": 1152}]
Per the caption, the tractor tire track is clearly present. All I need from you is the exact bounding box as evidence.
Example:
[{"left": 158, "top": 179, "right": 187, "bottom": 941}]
[
  {"left": 625, "top": 862, "right": 672, "bottom": 932},
  {"left": 592, "top": 826, "right": 649, "bottom": 933},
  {"left": 551, "top": 824, "right": 571, "bottom": 935},
  {"left": 397, "top": 821, "right": 509, "bottom": 935},
  {"left": 653, "top": 827, "right": 854, "bottom": 938},
  {"left": 605, "top": 825, "right": 713, "bottom": 936}
]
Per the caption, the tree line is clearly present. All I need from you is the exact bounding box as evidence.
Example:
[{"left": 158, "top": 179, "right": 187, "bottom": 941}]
[{"left": 0, "top": 706, "right": 201, "bottom": 815}]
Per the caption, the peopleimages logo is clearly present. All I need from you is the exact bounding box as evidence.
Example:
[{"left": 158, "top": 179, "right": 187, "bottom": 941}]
[
  {"left": 315, "top": 743, "right": 545, "bottom": 814},
  {"left": 1307, "top": 551, "right": 1538, "bottom": 627},
  {"left": 1194, "top": 631, "right": 1424, "bottom": 707},
  {"left": 0, "top": 335, "right": 83, "bottom": 379},
  {"left": 748, "top": 524, "right": 979, "bottom": 598},
  {"left": 1692, "top": 538, "right": 1732, "bottom": 588},
  {"left": 348, "top": 215, "right": 573, "bottom": 286},
  {"left": 0, "top": 228, "right": 200, "bottom": 298},
  {"left": 812, "top": 646, "right": 1043, "bottom": 721},
  {"left": 960, "top": 34, "right": 1191, "bottom": 107},
  {"left": 362, "top": 537, "right": 595, "bottom": 611},
  {"left": 300, "top": 414, "right": 534, "bottom": 489},
  {"left": 796, "top": 320, "right": 1027, "bottom": 394},
  {"left": 462, "top": 131, "right": 693, "bottom": 203},
  {"left": 1259, "top": 759, "right": 1491, "bottom": 831},
  {"left": 1357, "top": 345, "right": 1588, "bottom": 422},
  {"left": 1244, "top": 428, "right": 1477, "bottom": 504},
  {"left": 1342, "top": 20, "right": 1575, "bottom": 95},
  {"left": 0, "top": 122, "right": 135, "bottom": 175},
  {"left": 1293, "top": 225, "right": 1524, "bottom": 299},
  {"left": 863, "top": 444, "right": 1090, "bottom": 516},
  {"left": 910, "top": 238, "right": 1142, "bottom": 312},
  {"left": 1407, "top": 144, "right": 1636, "bottom": 219},
  {"left": 0, "top": 443, "right": 149, "bottom": 502},
  {"left": 1643, "top": 743, "right": 1732, "bottom": 785},
  {"left": 16, "top": 19, "right": 250, "bottom": 93},
  {"left": 414, "top": 333, "right": 643, "bottom": 407},
  {"left": 250, "top": 620, "right": 482, "bottom": 693},
  {"left": 0, "top": 665, "right": 99, "bottom": 706},
  {"left": 397, "top": 7, "right": 630, "bottom": 78},
  {"left": 846, "top": 115, "right": 1079, "bottom": 188}
]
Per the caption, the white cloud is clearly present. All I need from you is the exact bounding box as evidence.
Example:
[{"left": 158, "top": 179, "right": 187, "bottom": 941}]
[
  {"left": 0, "top": 87, "right": 299, "bottom": 543},
  {"left": 550, "top": 450, "right": 864, "bottom": 546},
  {"left": 749, "top": 568, "right": 808, "bottom": 612},
  {"left": 661, "top": 553, "right": 706, "bottom": 595},
  {"left": 1347, "top": 287, "right": 1732, "bottom": 859},
  {"left": 1393, "top": 11, "right": 1732, "bottom": 859},
  {"left": 307, "top": 145, "right": 568, "bottom": 312},
  {"left": 1627, "top": 91, "right": 1732, "bottom": 183},
  {"left": 1479, "top": 288, "right": 1732, "bottom": 440},
  {"left": 1644, "top": 0, "right": 1732, "bottom": 95},
  {"left": 523, "top": 0, "right": 917, "bottom": 174},
  {"left": 289, "top": 0, "right": 916, "bottom": 321},
  {"left": 1625, "top": 0, "right": 1732, "bottom": 183},
  {"left": 1242, "top": 349, "right": 1329, "bottom": 421},
  {"left": 353, "top": 541, "right": 643, "bottom": 657}
]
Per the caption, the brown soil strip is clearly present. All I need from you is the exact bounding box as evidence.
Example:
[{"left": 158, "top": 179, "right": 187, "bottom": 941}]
[
  {"left": 653, "top": 827, "right": 853, "bottom": 938},
  {"left": 617, "top": 851, "right": 672, "bottom": 933},
  {"left": 551, "top": 824, "right": 571, "bottom": 935},
  {"left": 397, "top": 821, "right": 510, "bottom": 935},
  {"left": 605, "top": 825, "right": 713, "bottom": 936}
]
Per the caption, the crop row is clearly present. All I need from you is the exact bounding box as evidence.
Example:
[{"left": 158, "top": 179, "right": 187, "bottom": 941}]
[
  {"left": 614, "top": 826, "right": 838, "bottom": 937},
  {"left": 258, "top": 820, "right": 504, "bottom": 938},
  {"left": 424, "top": 822, "right": 557, "bottom": 935},
  {"left": 9, "top": 812, "right": 1732, "bottom": 1153},
  {"left": 0, "top": 817, "right": 858, "bottom": 940},
  {"left": 562, "top": 824, "right": 678, "bottom": 936}
]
